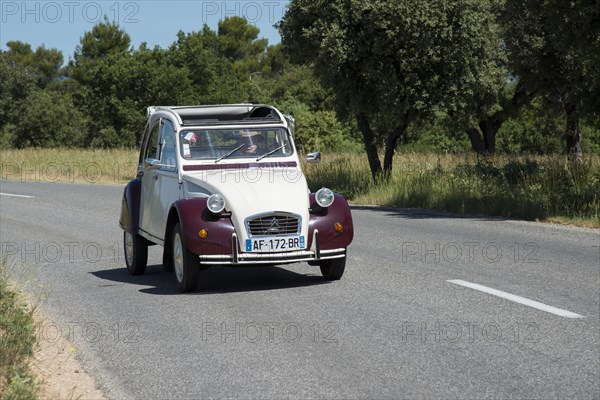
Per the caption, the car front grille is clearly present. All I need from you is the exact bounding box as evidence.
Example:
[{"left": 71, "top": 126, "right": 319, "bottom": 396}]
[{"left": 246, "top": 213, "right": 300, "bottom": 236}]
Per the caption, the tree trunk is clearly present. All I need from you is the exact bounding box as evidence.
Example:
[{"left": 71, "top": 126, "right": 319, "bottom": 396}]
[
  {"left": 466, "top": 128, "right": 486, "bottom": 153},
  {"left": 466, "top": 82, "right": 535, "bottom": 154},
  {"left": 383, "top": 114, "right": 410, "bottom": 178},
  {"left": 480, "top": 120, "right": 499, "bottom": 154},
  {"left": 383, "top": 140, "right": 395, "bottom": 178},
  {"left": 564, "top": 103, "right": 583, "bottom": 163},
  {"left": 356, "top": 113, "right": 383, "bottom": 180},
  {"left": 466, "top": 120, "right": 501, "bottom": 154},
  {"left": 465, "top": 122, "right": 499, "bottom": 154}
]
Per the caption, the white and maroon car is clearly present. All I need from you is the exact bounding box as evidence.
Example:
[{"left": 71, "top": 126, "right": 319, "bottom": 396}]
[{"left": 119, "top": 104, "right": 354, "bottom": 292}]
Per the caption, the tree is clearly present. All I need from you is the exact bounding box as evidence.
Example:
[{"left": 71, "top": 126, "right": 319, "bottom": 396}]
[
  {"left": 467, "top": 85, "right": 537, "bottom": 154},
  {"left": 69, "top": 20, "right": 135, "bottom": 145},
  {"left": 72, "top": 46, "right": 198, "bottom": 147},
  {"left": 70, "top": 21, "right": 195, "bottom": 146},
  {"left": 280, "top": 0, "right": 501, "bottom": 179},
  {"left": 5, "top": 41, "right": 63, "bottom": 88},
  {"left": 73, "top": 17, "right": 131, "bottom": 64},
  {"left": 502, "top": 0, "right": 600, "bottom": 162},
  {"left": 237, "top": 42, "right": 336, "bottom": 110},
  {"left": 13, "top": 90, "right": 88, "bottom": 148},
  {"left": 217, "top": 16, "right": 267, "bottom": 62},
  {"left": 168, "top": 27, "right": 240, "bottom": 104},
  {"left": 216, "top": 17, "right": 269, "bottom": 94},
  {"left": 69, "top": 21, "right": 247, "bottom": 147},
  {"left": 261, "top": 43, "right": 287, "bottom": 76},
  {"left": 0, "top": 52, "right": 36, "bottom": 129},
  {"left": 69, "top": 19, "right": 134, "bottom": 129}
]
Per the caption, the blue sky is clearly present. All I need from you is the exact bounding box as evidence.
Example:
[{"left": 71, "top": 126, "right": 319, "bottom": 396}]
[{"left": 1, "top": 1, "right": 289, "bottom": 62}]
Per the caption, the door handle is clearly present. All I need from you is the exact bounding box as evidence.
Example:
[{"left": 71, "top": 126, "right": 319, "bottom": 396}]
[{"left": 153, "top": 174, "right": 158, "bottom": 181}]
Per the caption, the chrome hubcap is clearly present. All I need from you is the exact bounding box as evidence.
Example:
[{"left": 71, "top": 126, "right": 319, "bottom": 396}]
[
  {"left": 174, "top": 233, "right": 184, "bottom": 283},
  {"left": 125, "top": 232, "right": 134, "bottom": 266}
]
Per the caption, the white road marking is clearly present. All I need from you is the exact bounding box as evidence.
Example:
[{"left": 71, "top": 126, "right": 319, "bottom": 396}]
[
  {"left": 0, "top": 192, "right": 35, "bottom": 199},
  {"left": 447, "top": 279, "right": 584, "bottom": 318}
]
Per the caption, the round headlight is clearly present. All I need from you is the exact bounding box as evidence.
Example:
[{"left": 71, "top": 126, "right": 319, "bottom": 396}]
[
  {"left": 315, "top": 187, "right": 335, "bottom": 208},
  {"left": 207, "top": 193, "right": 225, "bottom": 213}
]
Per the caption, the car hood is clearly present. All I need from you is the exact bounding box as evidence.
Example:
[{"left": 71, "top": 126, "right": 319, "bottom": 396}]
[{"left": 184, "top": 166, "right": 310, "bottom": 242}]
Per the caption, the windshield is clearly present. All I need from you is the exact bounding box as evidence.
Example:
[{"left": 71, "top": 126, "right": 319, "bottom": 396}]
[{"left": 179, "top": 128, "right": 294, "bottom": 161}]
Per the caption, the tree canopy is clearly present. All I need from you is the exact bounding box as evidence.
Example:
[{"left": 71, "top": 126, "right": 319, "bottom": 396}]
[
  {"left": 279, "top": 0, "right": 503, "bottom": 178},
  {"left": 73, "top": 17, "right": 131, "bottom": 63},
  {"left": 4, "top": 41, "right": 63, "bottom": 87},
  {"left": 502, "top": 0, "right": 600, "bottom": 162},
  {"left": 0, "top": 10, "right": 598, "bottom": 162}
]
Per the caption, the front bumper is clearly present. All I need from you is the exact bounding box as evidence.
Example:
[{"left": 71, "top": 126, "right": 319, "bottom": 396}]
[{"left": 198, "top": 231, "right": 346, "bottom": 265}]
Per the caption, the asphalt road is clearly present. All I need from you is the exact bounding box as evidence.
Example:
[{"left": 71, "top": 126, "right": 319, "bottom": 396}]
[{"left": 1, "top": 180, "right": 599, "bottom": 399}]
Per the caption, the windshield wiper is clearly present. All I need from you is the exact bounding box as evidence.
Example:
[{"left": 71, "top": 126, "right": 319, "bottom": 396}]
[
  {"left": 256, "top": 145, "right": 286, "bottom": 161},
  {"left": 215, "top": 144, "right": 245, "bottom": 163}
]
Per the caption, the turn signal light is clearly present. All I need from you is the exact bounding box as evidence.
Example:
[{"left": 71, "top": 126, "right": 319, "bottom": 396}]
[
  {"left": 334, "top": 222, "right": 344, "bottom": 233},
  {"left": 198, "top": 229, "right": 208, "bottom": 239}
]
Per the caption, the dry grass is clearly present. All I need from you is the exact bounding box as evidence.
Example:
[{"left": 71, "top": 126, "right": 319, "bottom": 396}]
[
  {"left": 2, "top": 148, "right": 598, "bottom": 227},
  {"left": 1, "top": 148, "right": 138, "bottom": 184},
  {"left": 304, "top": 152, "right": 600, "bottom": 228}
]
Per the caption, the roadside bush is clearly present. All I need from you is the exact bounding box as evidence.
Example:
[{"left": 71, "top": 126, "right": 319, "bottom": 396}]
[
  {"left": 0, "top": 263, "right": 38, "bottom": 399},
  {"left": 445, "top": 157, "right": 600, "bottom": 219},
  {"left": 583, "top": 122, "right": 600, "bottom": 155},
  {"left": 0, "top": 124, "right": 17, "bottom": 149},
  {"left": 497, "top": 98, "right": 563, "bottom": 154},
  {"left": 402, "top": 113, "right": 471, "bottom": 154},
  {"left": 89, "top": 126, "right": 121, "bottom": 149},
  {"left": 13, "top": 90, "right": 88, "bottom": 148},
  {"left": 501, "top": 159, "right": 539, "bottom": 184}
]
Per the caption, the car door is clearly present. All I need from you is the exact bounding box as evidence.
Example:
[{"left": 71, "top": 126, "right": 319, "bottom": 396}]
[
  {"left": 139, "top": 121, "right": 161, "bottom": 240},
  {"left": 147, "top": 119, "right": 180, "bottom": 240}
]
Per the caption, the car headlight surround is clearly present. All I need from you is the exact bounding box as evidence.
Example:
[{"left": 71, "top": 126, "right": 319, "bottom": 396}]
[
  {"left": 315, "top": 187, "right": 335, "bottom": 208},
  {"left": 207, "top": 193, "right": 226, "bottom": 213}
]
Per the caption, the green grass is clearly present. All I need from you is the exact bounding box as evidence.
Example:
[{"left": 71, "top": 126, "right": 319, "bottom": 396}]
[
  {"left": 2, "top": 148, "right": 599, "bottom": 227},
  {"left": 0, "top": 261, "right": 39, "bottom": 400}
]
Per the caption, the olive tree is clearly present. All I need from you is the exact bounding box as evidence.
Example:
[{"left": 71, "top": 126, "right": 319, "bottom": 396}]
[
  {"left": 502, "top": 0, "right": 600, "bottom": 161},
  {"left": 279, "top": 0, "right": 500, "bottom": 179}
]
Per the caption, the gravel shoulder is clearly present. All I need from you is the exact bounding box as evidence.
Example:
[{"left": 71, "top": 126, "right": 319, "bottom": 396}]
[{"left": 32, "top": 310, "right": 107, "bottom": 400}]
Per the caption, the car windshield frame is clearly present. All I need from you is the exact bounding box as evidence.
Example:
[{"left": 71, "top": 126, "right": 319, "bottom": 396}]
[{"left": 178, "top": 127, "right": 294, "bottom": 162}]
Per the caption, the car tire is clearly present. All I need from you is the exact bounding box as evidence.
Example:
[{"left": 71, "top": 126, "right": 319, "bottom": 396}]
[
  {"left": 320, "top": 256, "right": 346, "bottom": 280},
  {"left": 124, "top": 231, "right": 148, "bottom": 275},
  {"left": 172, "top": 223, "right": 199, "bottom": 292},
  {"left": 162, "top": 247, "right": 174, "bottom": 272}
]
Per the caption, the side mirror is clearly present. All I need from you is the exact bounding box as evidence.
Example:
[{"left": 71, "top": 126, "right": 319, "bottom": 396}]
[
  {"left": 306, "top": 152, "right": 321, "bottom": 164},
  {"left": 144, "top": 158, "right": 162, "bottom": 170}
]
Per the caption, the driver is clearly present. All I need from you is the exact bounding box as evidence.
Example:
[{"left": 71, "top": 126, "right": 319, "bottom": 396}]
[{"left": 237, "top": 130, "right": 263, "bottom": 154}]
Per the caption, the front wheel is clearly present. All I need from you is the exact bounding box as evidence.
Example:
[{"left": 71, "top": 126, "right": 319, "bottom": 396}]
[
  {"left": 320, "top": 256, "right": 346, "bottom": 280},
  {"left": 124, "top": 231, "right": 148, "bottom": 275},
  {"left": 162, "top": 246, "right": 174, "bottom": 272},
  {"left": 172, "top": 223, "right": 199, "bottom": 292}
]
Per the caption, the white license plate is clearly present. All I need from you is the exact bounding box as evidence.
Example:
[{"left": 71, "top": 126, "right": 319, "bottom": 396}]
[{"left": 245, "top": 236, "right": 305, "bottom": 252}]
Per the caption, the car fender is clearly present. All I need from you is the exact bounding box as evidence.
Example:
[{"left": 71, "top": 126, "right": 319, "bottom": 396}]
[
  {"left": 119, "top": 178, "right": 141, "bottom": 234},
  {"left": 308, "top": 193, "right": 354, "bottom": 250},
  {"left": 170, "top": 198, "right": 235, "bottom": 256}
]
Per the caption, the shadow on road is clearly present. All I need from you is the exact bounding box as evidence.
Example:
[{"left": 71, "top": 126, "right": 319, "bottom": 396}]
[
  {"left": 91, "top": 264, "right": 329, "bottom": 295},
  {"left": 351, "top": 205, "right": 510, "bottom": 222}
]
